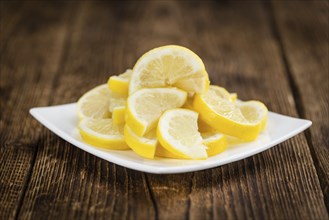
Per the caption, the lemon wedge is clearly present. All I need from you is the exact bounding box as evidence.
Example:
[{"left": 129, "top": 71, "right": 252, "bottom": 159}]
[
  {"left": 126, "top": 88, "right": 187, "bottom": 136},
  {"left": 183, "top": 85, "right": 232, "bottom": 110},
  {"left": 77, "top": 84, "right": 111, "bottom": 119},
  {"left": 193, "top": 87, "right": 268, "bottom": 141},
  {"left": 124, "top": 126, "right": 158, "bottom": 159},
  {"left": 156, "top": 131, "right": 227, "bottom": 158},
  {"left": 79, "top": 118, "right": 129, "bottom": 150},
  {"left": 108, "top": 69, "right": 132, "bottom": 96},
  {"left": 109, "top": 94, "right": 126, "bottom": 112},
  {"left": 157, "top": 108, "right": 207, "bottom": 159},
  {"left": 174, "top": 74, "right": 210, "bottom": 94},
  {"left": 237, "top": 100, "right": 268, "bottom": 132},
  {"left": 129, "top": 45, "right": 209, "bottom": 94},
  {"left": 202, "top": 131, "right": 227, "bottom": 156},
  {"left": 112, "top": 107, "right": 126, "bottom": 125},
  {"left": 107, "top": 90, "right": 127, "bottom": 125},
  {"left": 208, "top": 85, "right": 233, "bottom": 101}
]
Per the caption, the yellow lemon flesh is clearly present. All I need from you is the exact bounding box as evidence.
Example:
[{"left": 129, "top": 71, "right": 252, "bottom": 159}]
[
  {"left": 126, "top": 88, "right": 187, "bottom": 136},
  {"left": 157, "top": 108, "right": 207, "bottom": 159},
  {"left": 79, "top": 118, "right": 129, "bottom": 150},
  {"left": 201, "top": 131, "right": 227, "bottom": 156},
  {"left": 124, "top": 126, "right": 158, "bottom": 159},
  {"left": 77, "top": 84, "right": 111, "bottom": 119},
  {"left": 193, "top": 87, "right": 268, "bottom": 141},
  {"left": 108, "top": 69, "right": 132, "bottom": 96}
]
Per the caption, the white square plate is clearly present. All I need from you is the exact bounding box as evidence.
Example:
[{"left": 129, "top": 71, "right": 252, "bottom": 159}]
[{"left": 30, "top": 103, "right": 311, "bottom": 174}]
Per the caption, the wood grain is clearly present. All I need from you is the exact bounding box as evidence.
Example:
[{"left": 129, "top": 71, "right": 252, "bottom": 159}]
[
  {"left": 0, "top": 1, "right": 72, "bottom": 219},
  {"left": 0, "top": 1, "right": 328, "bottom": 220},
  {"left": 0, "top": 1, "right": 25, "bottom": 53},
  {"left": 16, "top": 2, "right": 157, "bottom": 219},
  {"left": 148, "top": 1, "right": 328, "bottom": 219},
  {"left": 271, "top": 0, "right": 329, "bottom": 208}
]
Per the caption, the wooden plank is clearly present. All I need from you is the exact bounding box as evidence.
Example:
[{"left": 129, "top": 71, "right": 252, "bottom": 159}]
[
  {"left": 0, "top": 1, "right": 72, "bottom": 219},
  {"left": 271, "top": 0, "right": 329, "bottom": 207},
  {"left": 16, "top": 1, "right": 157, "bottom": 219},
  {"left": 147, "top": 1, "right": 327, "bottom": 219},
  {"left": 0, "top": 1, "right": 25, "bottom": 52},
  {"left": 4, "top": 1, "right": 327, "bottom": 219}
]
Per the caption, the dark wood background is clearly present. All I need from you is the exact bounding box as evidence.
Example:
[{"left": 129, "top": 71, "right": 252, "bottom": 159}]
[{"left": 0, "top": 0, "right": 328, "bottom": 219}]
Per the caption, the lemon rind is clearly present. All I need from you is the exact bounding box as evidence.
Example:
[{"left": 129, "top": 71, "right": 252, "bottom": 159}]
[
  {"left": 124, "top": 125, "right": 157, "bottom": 159},
  {"left": 157, "top": 108, "right": 208, "bottom": 160}
]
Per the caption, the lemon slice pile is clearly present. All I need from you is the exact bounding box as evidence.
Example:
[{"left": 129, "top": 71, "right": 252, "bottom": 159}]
[{"left": 76, "top": 45, "right": 268, "bottom": 159}]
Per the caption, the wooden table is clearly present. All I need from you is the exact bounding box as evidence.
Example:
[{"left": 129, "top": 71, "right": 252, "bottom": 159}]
[{"left": 1, "top": 1, "right": 328, "bottom": 219}]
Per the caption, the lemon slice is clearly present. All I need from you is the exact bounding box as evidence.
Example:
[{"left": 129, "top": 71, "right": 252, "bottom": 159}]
[
  {"left": 202, "top": 131, "right": 227, "bottom": 156},
  {"left": 126, "top": 88, "right": 187, "bottom": 136},
  {"left": 77, "top": 84, "right": 111, "bottom": 119},
  {"left": 108, "top": 69, "right": 132, "bottom": 96},
  {"left": 193, "top": 88, "right": 268, "bottom": 140},
  {"left": 157, "top": 109, "right": 207, "bottom": 159},
  {"left": 79, "top": 118, "right": 129, "bottom": 150},
  {"left": 112, "top": 106, "right": 126, "bottom": 125},
  {"left": 124, "top": 126, "right": 158, "bottom": 159},
  {"left": 129, "top": 45, "right": 209, "bottom": 94}
]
